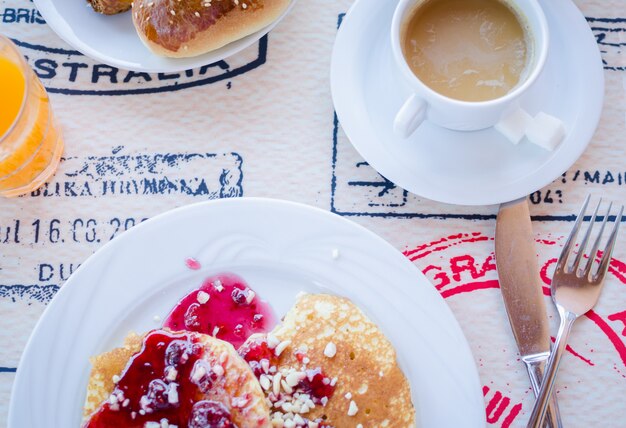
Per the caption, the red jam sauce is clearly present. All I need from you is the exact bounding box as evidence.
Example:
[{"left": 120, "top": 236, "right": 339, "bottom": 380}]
[
  {"left": 300, "top": 368, "right": 336, "bottom": 403},
  {"left": 238, "top": 337, "right": 336, "bottom": 404},
  {"left": 164, "top": 273, "right": 276, "bottom": 349},
  {"left": 188, "top": 401, "right": 237, "bottom": 428},
  {"left": 237, "top": 336, "right": 278, "bottom": 378},
  {"left": 84, "top": 330, "right": 237, "bottom": 428},
  {"left": 185, "top": 258, "right": 202, "bottom": 270}
]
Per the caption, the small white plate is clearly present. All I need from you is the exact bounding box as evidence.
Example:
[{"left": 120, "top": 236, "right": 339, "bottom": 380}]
[
  {"left": 331, "top": 0, "right": 604, "bottom": 206},
  {"left": 9, "top": 198, "right": 484, "bottom": 427},
  {"left": 33, "top": 0, "right": 297, "bottom": 72}
]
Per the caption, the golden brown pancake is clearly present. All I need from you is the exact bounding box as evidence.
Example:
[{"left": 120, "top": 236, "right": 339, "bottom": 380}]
[
  {"left": 239, "top": 293, "right": 416, "bottom": 427},
  {"left": 83, "top": 332, "right": 143, "bottom": 418},
  {"left": 83, "top": 329, "right": 271, "bottom": 427}
]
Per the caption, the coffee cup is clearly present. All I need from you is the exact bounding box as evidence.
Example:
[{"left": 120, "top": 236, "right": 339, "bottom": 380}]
[{"left": 391, "top": 0, "right": 549, "bottom": 137}]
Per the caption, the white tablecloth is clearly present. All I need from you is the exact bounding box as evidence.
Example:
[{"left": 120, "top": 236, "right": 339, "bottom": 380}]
[{"left": 0, "top": 0, "right": 625, "bottom": 426}]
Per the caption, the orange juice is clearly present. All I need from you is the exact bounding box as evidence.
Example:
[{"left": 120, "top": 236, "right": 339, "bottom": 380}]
[
  {"left": 0, "top": 35, "right": 64, "bottom": 197},
  {"left": 0, "top": 57, "right": 25, "bottom": 136}
]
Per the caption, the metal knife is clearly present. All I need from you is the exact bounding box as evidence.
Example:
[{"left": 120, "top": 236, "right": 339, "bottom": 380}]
[{"left": 495, "top": 197, "right": 563, "bottom": 428}]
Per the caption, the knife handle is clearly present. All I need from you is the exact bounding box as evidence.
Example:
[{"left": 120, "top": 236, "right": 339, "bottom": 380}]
[{"left": 525, "top": 359, "right": 563, "bottom": 428}]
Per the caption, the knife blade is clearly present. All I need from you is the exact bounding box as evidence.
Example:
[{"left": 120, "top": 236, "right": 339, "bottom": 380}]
[{"left": 495, "top": 197, "right": 562, "bottom": 428}]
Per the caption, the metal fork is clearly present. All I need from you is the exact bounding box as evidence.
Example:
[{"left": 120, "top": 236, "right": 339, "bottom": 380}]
[{"left": 527, "top": 196, "right": 623, "bottom": 428}]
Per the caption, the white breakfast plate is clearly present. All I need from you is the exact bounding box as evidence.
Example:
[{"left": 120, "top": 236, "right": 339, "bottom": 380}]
[
  {"left": 331, "top": 0, "right": 604, "bottom": 206},
  {"left": 9, "top": 198, "right": 484, "bottom": 427},
  {"left": 33, "top": 0, "right": 297, "bottom": 72}
]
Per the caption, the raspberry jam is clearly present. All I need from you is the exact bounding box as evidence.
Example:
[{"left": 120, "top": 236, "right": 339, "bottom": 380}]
[
  {"left": 238, "top": 337, "right": 336, "bottom": 403},
  {"left": 164, "top": 273, "right": 276, "bottom": 348},
  {"left": 237, "top": 336, "right": 278, "bottom": 377},
  {"left": 185, "top": 258, "right": 202, "bottom": 270},
  {"left": 300, "top": 368, "right": 336, "bottom": 403},
  {"left": 188, "top": 401, "right": 237, "bottom": 428},
  {"left": 84, "top": 330, "right": 236, "bottom": 428}
]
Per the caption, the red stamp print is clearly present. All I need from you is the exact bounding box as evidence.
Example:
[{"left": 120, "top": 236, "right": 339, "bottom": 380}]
[{"left": 404, "top": 232, "right": 626, "bottom": 427}]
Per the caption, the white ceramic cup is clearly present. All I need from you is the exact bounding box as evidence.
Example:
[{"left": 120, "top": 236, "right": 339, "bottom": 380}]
[{"left": 391, "top": 0, "right": 549, "bottom": 137}]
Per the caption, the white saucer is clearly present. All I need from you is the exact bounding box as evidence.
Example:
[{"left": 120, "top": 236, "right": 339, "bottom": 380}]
[
  {"left": 331, "top": 0, "right": 604, "bottom": 206},
  {"left": 9, "top": 198, "right": 484, "bottom": 427},
  {"left": 33, "top": 0, "right": 297, "bottom": 73}
]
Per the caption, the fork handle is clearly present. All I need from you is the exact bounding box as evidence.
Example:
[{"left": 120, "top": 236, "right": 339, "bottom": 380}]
[
  {"left": 527, "top": 310, "right": 577, "bottom": 428},
  {"left": 525, "top": 359, "right": 563, "bottom": 428}
]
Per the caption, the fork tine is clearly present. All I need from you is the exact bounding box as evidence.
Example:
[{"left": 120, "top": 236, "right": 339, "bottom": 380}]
[
  {"left": 557, "top": 195, "right": 590, "bottom": 272},
  {"left": 594, "top": 205, "right": 624, "bottom": 282},
  {"left": 573, "top": 198, "right": 601, "bottom": 274},
  {"left": 584, "top": 202, "right": 612, "bottom": 278}
]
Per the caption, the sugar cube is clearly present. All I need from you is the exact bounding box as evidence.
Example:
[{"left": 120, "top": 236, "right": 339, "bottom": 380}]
[
  {"left": 526, "top": 112, "right": 565, "bottom": 151},
  {"left": 495, "top": 108, "right": 533, "bottom": 144}
]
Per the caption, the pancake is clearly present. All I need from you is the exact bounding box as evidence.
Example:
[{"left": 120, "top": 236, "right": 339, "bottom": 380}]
[
  {"left": 239, "top": 293, "right": 416, "bottom": 427},
  {"left": 83, "top": 329, "right": 271, "bottom": 427},
  {"left": 83, "top": 331, "right": 143, "bottom": 418}
]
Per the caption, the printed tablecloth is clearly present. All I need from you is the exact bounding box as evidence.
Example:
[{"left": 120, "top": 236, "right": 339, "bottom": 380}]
[{"left": 0, "top": 0, "right": 625, "bottom": 426}]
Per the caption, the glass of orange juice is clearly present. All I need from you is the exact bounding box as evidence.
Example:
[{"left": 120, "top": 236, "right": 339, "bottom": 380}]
[{"left": 0, "top": 34, "right": 64, "bottom": 197}]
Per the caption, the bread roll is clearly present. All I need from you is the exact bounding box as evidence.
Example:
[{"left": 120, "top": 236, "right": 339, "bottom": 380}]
[
  {"left": 87, "top": 0, "right": 132, "bottom": 15},
  {"left": 132, "top": 0, "right": 291, "bottom": 58}
]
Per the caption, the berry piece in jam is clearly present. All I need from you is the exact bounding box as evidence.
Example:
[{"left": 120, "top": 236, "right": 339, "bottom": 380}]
[
  {"left": 299, "top": 368, "right": 336, "bottom": 403},
  {"left": 144, "top": 379, "right": 175, "bottom": 411},
  {"left": 164, "top": 273, "right": 276, "bottom": 348},
  {"left": 165, "top": 339, "right": 201, "bottom": 367},
  {"left": 190, "top": 360, "right": 215, "bottom": 393},
  {"left": 237, "top": 336, "right": 276, "bottom": 378},
  {"left": 231, "top": 288, "right": 248, "bottom": 305},
  {"left": 184, "top": 304, "right": 202, "bottom": 330},
  {"left": 188, "top": 400, "right": 238, "bottom": 428}
]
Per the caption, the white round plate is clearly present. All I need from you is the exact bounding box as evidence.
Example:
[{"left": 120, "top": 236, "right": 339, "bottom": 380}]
[
  {"left": 9, "top": 198, "right": 484, "bottom": 427},
  {"left": 33, "top": 0, "right": 297, "bottom": 72},
  {"left": 331, "top": 0, "right": 604, "bottom": 206}
]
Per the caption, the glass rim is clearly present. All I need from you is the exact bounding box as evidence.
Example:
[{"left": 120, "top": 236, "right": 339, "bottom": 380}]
[{"left": 0, "top": 34, "right": 31, "bottom": 143}]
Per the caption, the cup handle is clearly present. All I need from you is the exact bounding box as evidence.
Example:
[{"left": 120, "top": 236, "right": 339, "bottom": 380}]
[{"left": 394, "top": 94, "right": 427, "bottom": 138}]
